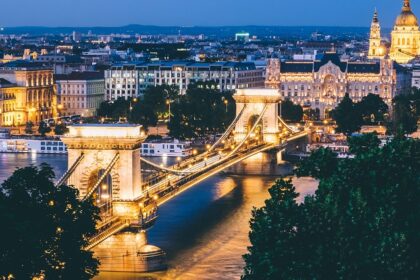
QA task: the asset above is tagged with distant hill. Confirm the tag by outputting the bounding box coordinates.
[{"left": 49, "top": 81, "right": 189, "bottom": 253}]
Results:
[{"left": 0, "top": 25, "right": 377, "bottom": 39}]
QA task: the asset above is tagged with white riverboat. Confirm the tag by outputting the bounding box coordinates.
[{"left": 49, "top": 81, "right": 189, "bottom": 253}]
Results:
[
  {"left": 141, "top": 139, "right": 192, "bottom": 157},
  {"left": 0, "top": 129, "right": 67, "bottom": 154}
]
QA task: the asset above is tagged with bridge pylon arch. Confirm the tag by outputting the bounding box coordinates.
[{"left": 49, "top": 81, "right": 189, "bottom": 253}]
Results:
[
  {"left": 60, "top": 124, "right": 146, "bottom": 219},
  {"left": 233, "top": 89, "right": 281, "bottom": 145}
]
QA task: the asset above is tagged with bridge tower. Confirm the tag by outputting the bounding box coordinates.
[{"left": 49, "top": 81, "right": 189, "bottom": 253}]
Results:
[
  {"left": 233, "top": 88, "right": 281, "bottom": 144},
  {"left": 60, "top": 124, "right": 146, "bottom": 219}
]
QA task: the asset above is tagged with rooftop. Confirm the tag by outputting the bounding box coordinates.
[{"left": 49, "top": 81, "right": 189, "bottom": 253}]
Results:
[
  {"left": 110, "top": 61, "right": 257, "bottom": 71},
  {"left": 280, "top": 52, "right": 382, "bottom": 74},
  {"left": 66, "top": 124, "right": 145, "bottom": 139},
  {"left": 0, "top": 60, "right": 52, "bottom": 71},
  {"left": 55, "top": 71, "right": 104, "bottom": 81}
]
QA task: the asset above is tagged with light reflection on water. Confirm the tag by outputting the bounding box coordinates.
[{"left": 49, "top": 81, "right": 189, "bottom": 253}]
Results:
[{"left": 0, "top": 153, "right": 318, "bottom": 280}]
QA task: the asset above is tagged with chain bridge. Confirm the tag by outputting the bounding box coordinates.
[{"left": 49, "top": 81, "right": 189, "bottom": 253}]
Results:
[{"left": 59, "top": 88, "right": 309, "bottom": 272}]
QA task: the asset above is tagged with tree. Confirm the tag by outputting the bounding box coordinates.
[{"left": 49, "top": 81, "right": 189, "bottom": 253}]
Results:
[
  {"left": 54, "top": 123, "right": 69, "bottom": 135},
  {"left": 97, "top": 97, "right": 131, "bottom": 121},
  {"left": 129, "top": 85, "right": 179, "bottom": 127},
  {"left": 168, "top": 82, "right": 235, "bottom": 139},
  {"left": 389, "top": 94, "right": 418, "bottom": 135},
  {"left": 0, "top": 164, "right": 100, "bottom": 279},
  {"left": 243, "top": 136, "right": 420, "bottom": 279},
  {"left": 356, "top": 93, "right": 388, "bottom": 124},
  {"left": 243, "top": 179, "right": 301, "bottom": 280},
  {"left": 25, "top": 121, "right": 34, "bottom": 134},
  {"left": 347, "top": 133, "right": 381, "bottom": 155},
  {"left": 38, "top": 121, "right": 51, "bottom": 136},
  {"left": 281, "top": 99, "right": 303, "bottom": 122},
  {"left": 332, "top": 93, "right": 362, "bottom": 135}
]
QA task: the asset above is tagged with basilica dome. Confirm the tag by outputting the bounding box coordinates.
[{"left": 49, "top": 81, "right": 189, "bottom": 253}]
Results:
[{"left": 395, "top": 0, "right": 419, "bottom": 27}]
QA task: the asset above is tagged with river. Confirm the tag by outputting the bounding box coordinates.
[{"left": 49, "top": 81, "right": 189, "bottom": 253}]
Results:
[{"left": 0, "top": 153, "right": 318, "bottom": 280}]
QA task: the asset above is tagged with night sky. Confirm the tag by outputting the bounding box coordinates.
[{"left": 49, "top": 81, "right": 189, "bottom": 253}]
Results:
[{"left": 1, "top": 0, "right": 415, "bottom": 27}]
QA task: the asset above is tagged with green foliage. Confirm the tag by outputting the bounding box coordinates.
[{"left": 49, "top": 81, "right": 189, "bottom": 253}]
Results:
[
  {"left": 332, "top": 93, "right": 362, "bottom": 135},
  {"left": 97, "top": 85, "right": 179, "bottom": 128},
  {"left": 281, "top": 99, "right": 303, "bottom": 122},
  {"left": 347, "top": 133, "right": 381, "bottom": 155},
  {"left": 243, "top": 179, "right": 301, "bottom": 280},
  {"left": 97, "top": 97, "right": 131, "bottom": 121},
  {"left": 38, "top": 121, "right": 51, "bottom": 136},
  {"left": 25, "top": 121, "right": 34, "bottom": 134},
  {"left": 130, "top": 85, "right": 179, "bottom": 127},
  {"left": 304, "top": 108, "right": 320, "bottom": 121},
  {"left": 54, "top": 123, "right": 69, "bottom": 135},
  {"left": 332, "top": 93, "right": 389, "bottom": 135},
  {"left": 295, "top": 147, "right": 338, "bottom": 180},
  {"left": 168, "top": 81, "right": 235, "bottom": 139},
  {"left": 356, "top": 93, "right": 389, "bottom": 124},
  {"left": 389, "top": 92, "right": 419, "bottom": 135},
  {"left": 243, "top": 136, "right": 420, "bottom": 279},
  {"left": 0, "top": 164, "right": 100, "bottom": 279}
]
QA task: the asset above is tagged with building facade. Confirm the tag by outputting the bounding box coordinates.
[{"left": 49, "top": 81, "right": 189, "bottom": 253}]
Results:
[
  {"left": 55, "top": 72, "right": 104, "bottom": 117},
  {"left": 266, "top": 52, "right": 404, "bottom": 119},
  {"left": 0, "top": 61, "right": 56, "bottom": 126},
  {"left": 105, "top": 61, "right": 264, "bottom": 100}
]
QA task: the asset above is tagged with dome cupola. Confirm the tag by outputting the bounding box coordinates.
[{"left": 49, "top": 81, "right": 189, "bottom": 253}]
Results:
[{"left": 395, "top": 0, "right": 419, "bottom": 27}]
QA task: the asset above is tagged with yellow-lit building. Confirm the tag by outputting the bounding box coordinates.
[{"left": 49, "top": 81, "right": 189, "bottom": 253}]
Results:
[
  {"left": 371, "top": 0, "right": 420, "bottom": 63},
  {"left": 0, "top": 61, "right": 57, "bottom": 126},
  {"left": 368, "top": 9, "right": 386, "bottom": 59}
]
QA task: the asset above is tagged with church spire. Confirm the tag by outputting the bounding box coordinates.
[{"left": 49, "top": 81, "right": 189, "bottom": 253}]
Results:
[{"left": 373, "top": 8, "right": 379, "bottom": 23}]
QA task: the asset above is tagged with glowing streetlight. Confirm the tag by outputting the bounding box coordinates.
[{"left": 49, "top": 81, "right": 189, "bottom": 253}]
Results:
[
  {"left": 224, "top": 99, "right": 228, "bottom": 113},
  {"left": 166, "top": 99, "right": 172, "bottom": 122}
]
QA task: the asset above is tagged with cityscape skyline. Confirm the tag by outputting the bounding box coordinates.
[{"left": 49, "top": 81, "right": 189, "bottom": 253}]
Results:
[{"left": 0, "top": 0, "right": 415, "bottom": 28}]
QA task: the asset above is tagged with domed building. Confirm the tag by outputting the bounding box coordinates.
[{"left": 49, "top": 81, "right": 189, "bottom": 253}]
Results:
[{"left": 389, "top": 0, "right": 420, "bottom": 63}]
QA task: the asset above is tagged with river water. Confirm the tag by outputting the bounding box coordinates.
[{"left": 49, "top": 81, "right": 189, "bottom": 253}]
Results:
[{"left": 0, "top": 153, "right": 318, "bottom": 280}]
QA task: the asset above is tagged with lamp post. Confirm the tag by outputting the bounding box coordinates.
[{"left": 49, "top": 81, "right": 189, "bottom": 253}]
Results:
[
  {"left": 224, "top": 99, "right": 228, "bottom": 113},
  {"left": 166, "top": 99, "right": 172, "bottom": 122}
]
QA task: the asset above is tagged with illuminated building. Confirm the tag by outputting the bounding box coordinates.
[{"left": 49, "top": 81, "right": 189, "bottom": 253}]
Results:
[
  {"left": 235, "top": 32, "right": 250, "bottom": 42},
  {"left": 389, "top": 0, "right": 420, "bottom": 63},
  {"left": 368, "top": 9, "right": 386, "bottom": 60},
  {"left": 105, "top": 61, "right": 264, "bottom": 100},
  {"left": 55, "top": 72, "right": 104, "bottom": 117},
  {"left": 265, "top": 52, "right": 410, "bottom": 118},
  {"left": 0, "top": 61, "right": 56, "bottom": 126},
  {"left": 372, "top": 0, "right": 420, "bottom": 63}
]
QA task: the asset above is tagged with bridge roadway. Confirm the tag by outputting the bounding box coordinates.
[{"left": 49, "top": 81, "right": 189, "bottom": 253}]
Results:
[{"left": 134, "top": 141, "right": 288, "bottom": 207}]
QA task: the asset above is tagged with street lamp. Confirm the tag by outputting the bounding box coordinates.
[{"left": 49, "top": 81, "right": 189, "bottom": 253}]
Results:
[
  {"left": 166, "top": 99, "right": 172, "bottom": 122},
  {"left": 224, "top": 99, "right": 228, "bottom": 113}
]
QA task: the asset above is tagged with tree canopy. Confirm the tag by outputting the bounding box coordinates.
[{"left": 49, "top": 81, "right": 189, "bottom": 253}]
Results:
[
  {"left": 243, "top": 135, "right": 420, "bottom": 280},
  {"left": 389, "top": 90, "right": 420, "bottom": 135},
  {"left": 0, "top": 164, "right": 100, "bottom": 279},
  {"left": 168, "top": 82, "right": 235, "bottom": 139},
  {"left": 331, "top": 93, "right": 362, "bottom": 135},
  {"left": 357, "top": 93, "right": 388, "bottom": 124},
  {"left": 281, "top": 99, "right": 303, "bottom": 122}
]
